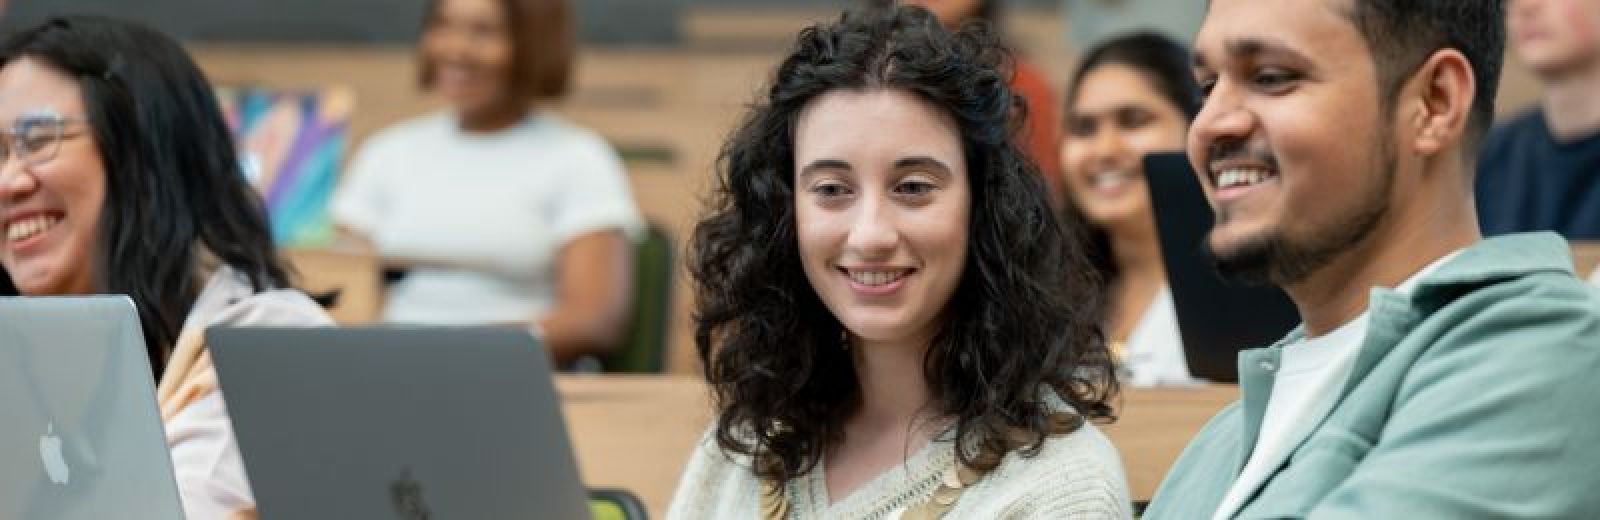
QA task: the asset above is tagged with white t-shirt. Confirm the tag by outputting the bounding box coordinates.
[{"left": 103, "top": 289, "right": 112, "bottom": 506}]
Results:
[
  {"left": 1124, "top": 286, "right": 1205, "bottom": 387},
  {"left": 1212, "top": 252, "right": 1460, "bottom": 519},
  {"left": 1588, "top": 265, "right": 1599, "bottom": 287},
  {"left": 333, "top": 112, "right": 643, "bottom": 324}
]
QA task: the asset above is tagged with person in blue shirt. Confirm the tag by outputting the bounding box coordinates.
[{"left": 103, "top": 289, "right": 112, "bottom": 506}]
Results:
[{"left": 1476, "top": 0, "right": 1600, "bottom": 239}]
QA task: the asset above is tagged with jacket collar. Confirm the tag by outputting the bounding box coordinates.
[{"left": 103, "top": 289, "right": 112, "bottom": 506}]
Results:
[
  {"left": 1407, "top": 232, "right": 1575, "bottom": 301},
  {"left": 1249, "top": 231, "right": 1575, "bottom": 352},
  {"left": 1231, "top": 232, "right": 1577, "bottom": 468}
]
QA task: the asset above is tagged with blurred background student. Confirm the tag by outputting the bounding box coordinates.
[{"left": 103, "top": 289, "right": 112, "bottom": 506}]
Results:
[
  {"left": 0, "top": 16, "right": 332, "bottom": 518},
  {"left": 1060, "top": 31, "right": 1203, "bottom": 387},
  {"left": 1476, "top": 0, "right": 1600, "bottom": 240},
  {"left": 331, "top": 0, "right": 643, "bottom": 364},
  {"left": 889, "top": 0, "right": 1066, "bottom": 207}
]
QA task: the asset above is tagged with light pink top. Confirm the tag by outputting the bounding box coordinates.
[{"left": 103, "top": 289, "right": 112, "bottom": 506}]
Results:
[{"left": 164, "top": 267, "right": 333, "bottom": 518}]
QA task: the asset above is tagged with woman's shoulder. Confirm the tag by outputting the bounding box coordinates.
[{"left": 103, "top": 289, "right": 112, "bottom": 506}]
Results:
[
  {"left": 666, "top": 427, "right": 764, "bottom": 519},
  {"left": 213, "top": 288, "right": 334, "bottom": 328},
  {"left": 1021, "top": 421, "right": 1124, "bottom": 479},
  {"left": 527, "top": 113, "right": 619, "bottom": 159},
  {"left": 1025, "top": 394, "right": 1128, "bottom": 489},
  {"left": 989, "top": 420, "right": 1124, "bottom": 482},
  {"left": 969, "top": 422, "right": 1130, "bottom": 518},
  {"left": 359, "top": 112, "right": 453, "bottom": 154},
  {"left": 681, "top": 426, "right": 770, "bottom": 485},
  {"left": 186, "top": 266, "right": 335, "bottom": 329}
]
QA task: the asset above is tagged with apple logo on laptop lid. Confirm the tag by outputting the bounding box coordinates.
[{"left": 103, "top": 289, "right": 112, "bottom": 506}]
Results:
[{"left": 40, "top": 423, "right": 69, "bottom": 486}]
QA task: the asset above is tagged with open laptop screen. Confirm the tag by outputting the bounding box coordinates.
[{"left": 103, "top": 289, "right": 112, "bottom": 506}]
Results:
[
  {"left": 1144, "top": 152, "right": 1300, "bottom": 382},
  {"left": 0, "top": 296, "right": 182, "bottom": 519},
  {"left": 210, "top": 326, "right": 591, "bottom": 519}
]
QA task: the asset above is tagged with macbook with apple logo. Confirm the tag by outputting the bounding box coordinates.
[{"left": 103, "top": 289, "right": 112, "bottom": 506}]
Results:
[
  {"left": 0, "top": 296, "right": 185, "bottom": 519},
  {"left": 209, "top": 327, "right": 591, "bottom": 519}
]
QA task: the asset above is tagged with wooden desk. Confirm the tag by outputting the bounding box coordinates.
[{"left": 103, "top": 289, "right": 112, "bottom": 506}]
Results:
[
  {"left": 1101, "top": 385, "right": 1238, "bottom": 500},
  {"left": 558, "top": 376, "right": 1236, "bottom": 517},
  {"left": 283, "top": 248, "right": 382, "bottom": 324},
  {"left": 559, "top": 376, "right": 714, "bottom": 518}
]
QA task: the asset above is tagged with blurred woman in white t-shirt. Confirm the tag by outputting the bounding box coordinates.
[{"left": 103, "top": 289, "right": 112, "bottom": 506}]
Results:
[{"left": 333, "top": 0, "right": 643, "bottom": 364}]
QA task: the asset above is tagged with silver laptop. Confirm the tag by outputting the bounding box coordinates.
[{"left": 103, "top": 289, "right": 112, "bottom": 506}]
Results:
[
  {"left": 0, "top": 296, "right": 185, "bottom": 519},
  {"left": 209, "top": 327, "right": 591, "bottom": 519}
]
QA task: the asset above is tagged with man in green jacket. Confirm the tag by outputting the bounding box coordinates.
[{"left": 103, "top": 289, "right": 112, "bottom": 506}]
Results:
[{"left": 1147, "top": 0, "right": 1600, "bottom": 518}]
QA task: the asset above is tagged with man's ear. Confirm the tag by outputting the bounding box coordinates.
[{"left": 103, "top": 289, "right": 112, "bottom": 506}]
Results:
[{"left": 1406, "top": 49, "right": 1476, "bottom": 157}]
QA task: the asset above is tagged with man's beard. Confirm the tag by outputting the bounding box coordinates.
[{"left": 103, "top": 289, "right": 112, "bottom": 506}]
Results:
[{"left": 1206, "top": 132, "right": 1396, "bottom": 287}]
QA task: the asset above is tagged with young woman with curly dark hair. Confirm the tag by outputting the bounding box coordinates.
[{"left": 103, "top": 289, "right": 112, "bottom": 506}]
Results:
[{"left": 668, "top": 6, "right": 1128, "bottom": 519}]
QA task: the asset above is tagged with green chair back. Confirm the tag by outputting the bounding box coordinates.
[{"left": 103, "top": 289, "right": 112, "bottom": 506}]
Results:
[
  {"left": 589, "top": 488, "right": 650, "bottom": 520},
  {"left": 603, "top": 222, "right": 674, "bottom": 373}
]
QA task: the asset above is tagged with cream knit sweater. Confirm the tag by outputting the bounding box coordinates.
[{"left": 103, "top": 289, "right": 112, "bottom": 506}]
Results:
[{"left": 666, "top": 417, "right": 1131, "bottom": 519}]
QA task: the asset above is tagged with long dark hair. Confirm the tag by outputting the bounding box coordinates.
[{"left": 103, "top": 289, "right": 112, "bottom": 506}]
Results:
[
  {"left": 691, "top": 6, "right": 1114, "bottom": 487},
  {"left": 1062, "top": 31, "right": 1200, "bottom": 282},
  {"left": 0, "top": 16, "right": 290, "bottom": 378}
]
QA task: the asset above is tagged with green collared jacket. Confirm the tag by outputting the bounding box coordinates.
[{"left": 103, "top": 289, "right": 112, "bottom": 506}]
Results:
[{"left": 1145, "top": 233, "right": 1600, "bottom": 519}]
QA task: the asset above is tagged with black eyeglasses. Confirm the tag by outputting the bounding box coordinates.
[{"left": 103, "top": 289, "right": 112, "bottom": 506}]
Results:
[{"left": 0, "top": 112, "right": 86, "bottom": 166}]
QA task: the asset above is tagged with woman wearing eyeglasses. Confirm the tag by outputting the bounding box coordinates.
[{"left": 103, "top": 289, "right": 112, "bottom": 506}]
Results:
[{"left": 0, "top": 16, "right": 331, "bottom": 518}]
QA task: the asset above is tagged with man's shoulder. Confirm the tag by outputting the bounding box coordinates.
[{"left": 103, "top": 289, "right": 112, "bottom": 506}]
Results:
[
  {"left": 1144, "top": 401, "right": 1244, "bottom": 518},
  {"left": 1397, "top": 263, "right": 1600, "bottom": 385},
  {"left": 364, "top": 112, "right": 451, "bottom": 149},
  {"left": 666, "top": 427, "right": 762, "bottom": 519},
  {"left": 1172, "top": 400, "right": 1245, "bottom": 467},
  {"left": 1420, "top": 257, "right": 1598, "bottom": 331}
]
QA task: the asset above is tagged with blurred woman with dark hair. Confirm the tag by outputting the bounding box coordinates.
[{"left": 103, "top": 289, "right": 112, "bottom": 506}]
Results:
[
  {"left": 332, "top": 0, "right": 642, "bottom": 364},
  {"left": 1060, "top": 32, "right": 1203, "bottom": 386},
  {"left": 0, "top": 16, "right": 332, "bottom": 517},
  {"left": 668, "top": 6, "right": 1127, "bottom": 518}
]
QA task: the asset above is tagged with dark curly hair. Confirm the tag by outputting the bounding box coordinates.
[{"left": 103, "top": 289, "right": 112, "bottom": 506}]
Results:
[{"left": 690, "top": 5, "right": 1115, "bottom": 487}]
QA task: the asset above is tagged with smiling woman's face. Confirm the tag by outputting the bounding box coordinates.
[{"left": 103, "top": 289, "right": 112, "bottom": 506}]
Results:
[
  {"left": 0, "top": 57, "right": 105, "bottom": 296},
  {"left": 1062, "top": 63, "right": 1189, "bottom": 233},
  {"left": 793, "top": 88, "right": 970, "bottom": 346},
  {"left": 422, "top": 0, "right": 516, "bottom": 115}
]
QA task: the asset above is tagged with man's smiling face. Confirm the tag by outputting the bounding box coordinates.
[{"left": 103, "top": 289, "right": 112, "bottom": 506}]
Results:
[{"left": 1188, "top": 0, "right": 1399, "bottom": 285}]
